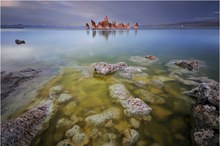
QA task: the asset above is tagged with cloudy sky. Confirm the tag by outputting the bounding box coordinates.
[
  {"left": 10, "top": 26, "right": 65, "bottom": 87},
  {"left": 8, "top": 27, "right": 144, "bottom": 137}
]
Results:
[{"left": 1, "top": 1, "right": 219, "bottom": 26}]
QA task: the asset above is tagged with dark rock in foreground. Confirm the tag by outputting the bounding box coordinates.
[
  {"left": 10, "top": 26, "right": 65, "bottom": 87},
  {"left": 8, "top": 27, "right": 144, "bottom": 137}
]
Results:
[
  {"left": 1, "top": 100, "right": 54, "bottom": 146},
  {"left": 185, "top": 77, "right": 219, "bottom": 146},
  {"left": 15, "top": 39, "right": 25, "bottom": 45},
  {"left": 1, "top": 68, "right": 40, "bottom": 99}
]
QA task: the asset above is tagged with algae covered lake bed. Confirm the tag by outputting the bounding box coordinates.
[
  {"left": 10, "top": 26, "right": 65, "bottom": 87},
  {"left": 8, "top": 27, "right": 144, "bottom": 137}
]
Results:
[{"left": 1, "top": 29, "right": 219, "bottom": 146}]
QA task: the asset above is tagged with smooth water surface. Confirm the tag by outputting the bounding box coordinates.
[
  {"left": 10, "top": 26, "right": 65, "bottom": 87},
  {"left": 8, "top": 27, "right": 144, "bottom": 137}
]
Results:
[{"left": 1, "top": 28, "right": 219, "bottom": 146}]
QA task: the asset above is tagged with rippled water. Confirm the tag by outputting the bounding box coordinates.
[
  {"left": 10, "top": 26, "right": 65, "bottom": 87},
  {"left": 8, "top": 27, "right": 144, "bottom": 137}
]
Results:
[{"left": 1, "top": 28, "right": 219, "bottom": 146}]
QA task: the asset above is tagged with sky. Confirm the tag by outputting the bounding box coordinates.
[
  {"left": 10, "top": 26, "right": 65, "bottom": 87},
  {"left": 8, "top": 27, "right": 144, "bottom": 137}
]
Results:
[{"left": 1, "top": 1, "right": 219, "bottom": 26}]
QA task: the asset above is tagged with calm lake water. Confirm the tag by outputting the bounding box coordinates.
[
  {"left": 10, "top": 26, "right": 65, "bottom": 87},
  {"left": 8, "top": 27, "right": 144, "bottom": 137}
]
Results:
[{"left": 1, "top": 28, "right": 219, "bottom": 146}]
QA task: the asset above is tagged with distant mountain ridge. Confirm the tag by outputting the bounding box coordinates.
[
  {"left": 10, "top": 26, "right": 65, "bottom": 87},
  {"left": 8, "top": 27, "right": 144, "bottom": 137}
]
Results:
[
  {"left": 1, "top": 20, "right": 219, "bottom": 29},
  {"left": 141, "top": 20, "right": 219, "bottom": 28}
]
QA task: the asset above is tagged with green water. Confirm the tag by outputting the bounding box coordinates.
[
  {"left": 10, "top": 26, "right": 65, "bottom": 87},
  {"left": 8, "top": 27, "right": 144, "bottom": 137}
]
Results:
[{"left": 1, "top": 28, "right": 219, "bottom": 146}]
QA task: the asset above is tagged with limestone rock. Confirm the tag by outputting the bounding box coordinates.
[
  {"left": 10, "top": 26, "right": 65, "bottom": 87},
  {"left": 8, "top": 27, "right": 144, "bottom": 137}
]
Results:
[
  {"left": 57, "top": 93, "right": 73, "bottom": 103},
  {"left": 129, "top": 118, "right": 140, "bottom": 129},
  {"left": 85, "top": 107, "right": 121, "bottom": 126},
  {"left": 92, "top": 62, "right": 127, "bottom": 75},
  {"left": 1, "top": 100, "right": 54, "bottom": 146},
  {"left": 56, "top": 139, "right": 75, "bottom": 146},
  {"left": 193, "top": 104, "right": 219, "bottom": 129},
  {"left": 122, "top": 129, "right": 139, "bottom": 146},
  {"left": 194, "top": 128, "right": 214, "bottom": 146},
  {"left": 49, "top": 85, "right": 63, "bottom": 99},
  {"left": 109, "top": 84, "right": 152, "bottom": 116},
  {"left": 56, "top": 118, "right": 74, "bottom": 130}
]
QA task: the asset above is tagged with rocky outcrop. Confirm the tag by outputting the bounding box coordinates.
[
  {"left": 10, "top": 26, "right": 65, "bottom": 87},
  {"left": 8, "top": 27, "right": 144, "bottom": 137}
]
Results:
[
  {"left": 1, "top": 68, "right": 40, "bottom": 99},
  {"left": 134, "top": 23, "right": 139, "bottom": 29},
  {"left": 184, "top": 77, "right": 219, "bottom": 146},
  {"left": 109, "top": 84, "right": 152, "bottom": 116},
  {"left": 15, "top": 39, "right": 25, "bottom": 45},
  {"left": 86, "top": 23, "right": 90, "bottom": 29},
  {"left": 1, "top": 100, "right": 54, "bottom": 146},
  {"left": 91, "top": 19, "right": 96, "bottom": 29},
  {"left": 92, "top": 62, "right": 127, "bottom": 75},
  {"left": 175, "top": 60, "right": 199, "bottom": 71},
  {"left": 88, "top": 16, "right": 137, "bottom": 29}
]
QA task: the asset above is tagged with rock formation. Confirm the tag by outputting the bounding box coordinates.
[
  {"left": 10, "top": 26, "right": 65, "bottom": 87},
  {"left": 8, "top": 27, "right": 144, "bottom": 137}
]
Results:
[
  {"left": 92, "top": 62, "right": 127, "bottom": 75},
  {"left": 134, "top": 23, "right": 139, "bottom": 29},
  {"left": 109, "top": 83, "right": 152, "bottom": 116},
  {"left": 175, "top": 60, "right": 199, "bottom": 71},
  {"left": 86, "top": 23, "right": 89, "bottom": 29},
  {"left": 88, "top": 16, "right": 137, "bottom": 29},
  {"left": 1, "top": 100, "right": 54, "bottom": 146},
  {"left": 184, "top": 77, "right": 219, "bottom": 146},
  {"left": 15, "top": 39, "right": 25, "bottom": 45},
  {"left": 91, "top": 19, "right": 96, "bottom": 29}
]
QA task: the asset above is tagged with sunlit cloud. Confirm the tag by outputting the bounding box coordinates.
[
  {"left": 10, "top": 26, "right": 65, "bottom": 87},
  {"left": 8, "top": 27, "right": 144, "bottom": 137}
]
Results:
[{"left": 1, "top": 1, "right": 20, "bottom": 7}]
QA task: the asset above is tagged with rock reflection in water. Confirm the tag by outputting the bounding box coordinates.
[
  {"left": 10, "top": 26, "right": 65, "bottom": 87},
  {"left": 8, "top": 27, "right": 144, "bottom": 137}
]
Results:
[{"left": 87, "top": 30, "right": 138, "bottom": 40}]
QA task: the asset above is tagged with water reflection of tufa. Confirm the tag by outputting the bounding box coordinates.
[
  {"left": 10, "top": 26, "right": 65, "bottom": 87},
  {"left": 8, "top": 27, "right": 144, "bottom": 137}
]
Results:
[{"left": 86, "top": 30, "right": 138, "bottom": 40}]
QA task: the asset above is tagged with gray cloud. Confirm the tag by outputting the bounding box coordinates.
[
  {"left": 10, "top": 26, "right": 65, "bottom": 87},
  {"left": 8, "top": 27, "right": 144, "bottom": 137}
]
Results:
[{"left": 1, "top": 1, "right": 219, "bottom": 26}]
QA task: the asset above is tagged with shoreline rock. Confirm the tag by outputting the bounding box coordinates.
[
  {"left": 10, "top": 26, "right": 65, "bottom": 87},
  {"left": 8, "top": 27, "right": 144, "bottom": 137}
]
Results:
[
  {"left": 1, "top": 68, "right": 40, "bottom": 99},
  {"left": 1, "top": 100, "right": 54, "bottom": 146},
  {"left": 184, "top": 77, "right": 219, "bottom": 146}
]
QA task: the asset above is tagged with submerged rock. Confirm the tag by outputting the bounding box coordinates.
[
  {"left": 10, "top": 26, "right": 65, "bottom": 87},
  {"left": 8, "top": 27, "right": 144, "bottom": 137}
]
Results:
[
  {"left": 147, "top": 79, "right": 164, "bottom": 88},
  {"left": 57, "top": 93, "right": 73, "bottom": 103},
  {"left": 1, "top": 68, "right": 40, "bottom": 99},
  {"left": 92, "top": 133, "right": 117, "bottom": 146},
  {"left": 134, "top": 80, "right": 146, "bottom": 88},
  {"left": 56, "top": 139, "right": 75, "bottom": 146},
  {"left": 129, "top": 118, "right": 140, "bottom": 129},
  {"left": 119, "top": 72, "right": 132, "bottom": 80},
  {"left": 92, "top": 62, "right": 127, "bottom": 75},
  {"left": 49, "top": 85, "right": 63, "bottom": 99},
  {"left": 65, "top": 125, "right": 89, "bottom": 146},
  {"left": 121, "top": 66, "right": 147, "bottom": 73},
  {"left": 56, "top": 118, "right": 74, "bottom": 130},
  {"left": 122, "top": 129, "right": 139, "bottom": 146},
  {"left": 109, "top": 84, "right": 152, "bottom": 116},
  {"left": 145, "top": 55, "right": 156, "bottom": 60},
  {"left": 1, "top": 100, "right": 54, "bottom": 146},
  {"left": 130, "top": 56, "right": 158, "bottom": 66},
  {"left": 137, "top": 89, "right": 165, "bottom": 104},
  {"left": 15, "top": 39, "right": 25, "bottom": 45},
  {"left": 85, "top": 107, "right": 121, "bottom": 126}
]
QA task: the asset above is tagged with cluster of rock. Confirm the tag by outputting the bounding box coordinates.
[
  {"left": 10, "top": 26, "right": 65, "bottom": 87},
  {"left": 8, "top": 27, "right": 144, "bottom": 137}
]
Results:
[
  {"left": 87, "top": 16, "right": 139, "bottom": 30},
  {"left": 1, "top": 84, "right": 76, "bottom": 146},
  {"left": 1, "top": 68, "right": 40, "bottom": 99},
  {"left": 109, "top": 83, "right": 152, "bottom": 116},
  {"left": 184, "top": 77, "right": 219, "bottom": 146}
]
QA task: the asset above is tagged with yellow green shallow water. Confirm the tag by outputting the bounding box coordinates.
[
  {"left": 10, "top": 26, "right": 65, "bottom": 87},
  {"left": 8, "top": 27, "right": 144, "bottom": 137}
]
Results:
[{"left": 19, "top": 65, "right": 195, "bottom": 146}]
